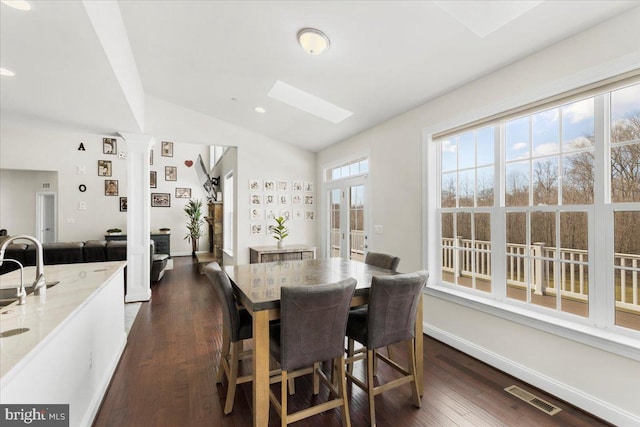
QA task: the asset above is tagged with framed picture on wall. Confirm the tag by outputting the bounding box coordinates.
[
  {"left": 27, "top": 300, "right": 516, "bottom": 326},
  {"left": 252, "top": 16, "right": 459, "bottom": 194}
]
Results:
[
  {"left": 105, "top": 179, "right": 118, "bottom": 196},
  {"left": 119, "top": 197, "right": 127, "bottom": 212},
  {"left": 103, "top": 138, "right": 117, "bottom": 155},
  {"left": 150, "top": 150, "right": 154, "bottom": 165},
  {"left": 175, "top": 187, "right": 191, "bottom": 198},
  {"left": 151, "top": 193, "right": 171, "bottom": 207},
  {"left": 165, "top": 166, "right": 177, "bottom": 181},
  {"left": 161, "top": 141, "right": 173, "bottom": 157},
  {"left": 150, "top": 171, "right": 157, "bottom": 188},
  {"left": 98, "top": 160, "right": 112, "bottom": 177},
  {"left": 249, "top": 179, "right": 261, "bottom": 191}
]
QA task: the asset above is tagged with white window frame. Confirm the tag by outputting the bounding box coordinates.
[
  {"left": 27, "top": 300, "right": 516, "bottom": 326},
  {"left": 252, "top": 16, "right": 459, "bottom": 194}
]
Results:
[
  {"left": 223, "top": 171, "right": 234, "bottom": 256},
  {"left": 423, "top": 74, "right": 640, "bottom": 362}
]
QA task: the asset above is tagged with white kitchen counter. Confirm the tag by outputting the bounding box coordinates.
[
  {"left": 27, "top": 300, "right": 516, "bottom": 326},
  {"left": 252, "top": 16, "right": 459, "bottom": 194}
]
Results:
[{"left": 0, "top": 261, "right": 127, "bottom": 426}]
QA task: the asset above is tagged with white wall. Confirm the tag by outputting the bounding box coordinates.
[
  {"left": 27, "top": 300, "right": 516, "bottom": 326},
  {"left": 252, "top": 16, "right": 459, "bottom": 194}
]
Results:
[
  {"left": 145, "top": 96, "right": 317, "bottom": 265},
  {"left": 0, "top": 123, "right": 208, "bottom": 255},
  {"left": 317, "top": 8, "right": 640, "bottom": 425},
  {"left": 0, "top": 169, "right": 58, "bottom": 236}
]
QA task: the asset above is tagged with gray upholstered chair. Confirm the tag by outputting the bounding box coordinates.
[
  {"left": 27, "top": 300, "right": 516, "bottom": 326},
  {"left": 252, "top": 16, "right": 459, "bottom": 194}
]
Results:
[
  {"left": 364, "top": 251, "right": 400, "bottom": 272},
  {"left": 345, "top": 271, "right": 428, "bottom": 427},
  {"left": 269, "top": 278, "right": 357, "bottom": 427},
  {"left": 205, "top": 262, "right": 253, "bottom": 415}
]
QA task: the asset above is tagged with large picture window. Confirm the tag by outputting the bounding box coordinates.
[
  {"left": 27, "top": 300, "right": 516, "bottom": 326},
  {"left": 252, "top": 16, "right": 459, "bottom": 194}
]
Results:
[{"left": 436, "top": 80, "right": 640, "bottom": 334}]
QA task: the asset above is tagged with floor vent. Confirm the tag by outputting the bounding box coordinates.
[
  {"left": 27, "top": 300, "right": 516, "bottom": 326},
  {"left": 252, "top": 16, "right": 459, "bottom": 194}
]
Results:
[{"left": 504, "top": 385, "right": 562, "bottom": 416}]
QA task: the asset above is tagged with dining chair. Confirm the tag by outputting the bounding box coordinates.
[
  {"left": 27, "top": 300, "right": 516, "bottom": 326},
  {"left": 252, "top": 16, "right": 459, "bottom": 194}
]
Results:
[
  {"left": 205, "top": 262, "right": 254, "bottom": 415},
  {"left": 269, "top": 278, "right": 357, "bottom": 427},
  {"left": 364, "top": 251, "right": 400, "bottom": 272},
  {"left": 345, "top": 270, "right": 428, "bottom": 427}
]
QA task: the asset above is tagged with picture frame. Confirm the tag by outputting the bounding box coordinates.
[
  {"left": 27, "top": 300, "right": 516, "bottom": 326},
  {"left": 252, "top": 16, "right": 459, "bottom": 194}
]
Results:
[
  {"left": 279, "top": 194, "right": 290, "bottom": 205},
  {"left": 151, "top": 193, "right": 171, "bottom": 207},
  {"left": 249, "top": 179, "right": 262, "bottom": 191},
  {"left": 150, "top": 171, "right": 157, "bottom": 188},
  {"left": 280, "top": 209, "right": 292, "bottom": 221},
  {"left": 251, "top": 194, "right": 262, "bottom": 205},
  {"left": 304, "top": 195, "right": 314, "bottom": 205},
  {"left": 161, "top": 141, "right": 173, "bottom": 157},
  {"left": 278, "top": 181, "right": 289, "bottom": 191},
  {"left": 304, "top": 182, "right": 314, "bottom": 192},
  {"left": 250, "top": 223, "right": 263, "bottom": 236},
  {"left": 264, "top": 180, "right": 275, "bottom": 192},
  {"left": 175, "top": 187, "right": 192, "bottom": 198},
  {"left": 305, "top": 210, "right": 315, "bottom": 220},
  {"left": 98, "top": 160, "right": 112, "bottom": 177},
  {"left": 292, "top": 181, "right": 303, "bottom": 191},
  {"left": 119, "top": 197, "right": 128, "bottom": 212},
  {"left": 266, "top": 208, "right": 276, "bottom": 220},
  {"left": 264, "top": 194, "right": 276, "bottom": 205},
  {"left": 103, "top": 138, "right": 117, "bottom": 155},
  {"left": 105, "top": 179, "right": 118, "bottom": 196},
  {"left": 250, "top": 208, "right": 263, "bottom": 220},
  {"left": 150, "top": 150, "right": 154, "bottom": 165},
  {"left": 165, "top": 166, "right": 177, "bottom": 181},
  {"left": 292, "top": 194, "right": 302, "bottom": 205},
  {"left": 293, "top": 209, "right": 303, "bottom": 220}
]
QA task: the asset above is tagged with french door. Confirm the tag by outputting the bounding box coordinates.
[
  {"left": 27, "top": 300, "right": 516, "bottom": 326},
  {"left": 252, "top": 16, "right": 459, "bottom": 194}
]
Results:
[{"left": 327, "top": 178, "right": 368, "bottom": 261}]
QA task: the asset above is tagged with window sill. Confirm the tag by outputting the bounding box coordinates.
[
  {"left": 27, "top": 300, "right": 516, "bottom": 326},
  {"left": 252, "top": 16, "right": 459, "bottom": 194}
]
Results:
[
  {"left": 424, "top": 283, "right": 640, "bottom": 362},
  {"left": 223, "top": 248, "right": 234, "bottom": 258}
]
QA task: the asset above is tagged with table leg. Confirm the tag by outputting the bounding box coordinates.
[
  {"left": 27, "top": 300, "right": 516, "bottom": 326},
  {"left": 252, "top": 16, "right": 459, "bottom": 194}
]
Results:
[
  {"left": 252, "top": 310, "right": 270, "bottom": 427},
  {"left": 415, "top": 294, "right": 424, "bottom": 396}
]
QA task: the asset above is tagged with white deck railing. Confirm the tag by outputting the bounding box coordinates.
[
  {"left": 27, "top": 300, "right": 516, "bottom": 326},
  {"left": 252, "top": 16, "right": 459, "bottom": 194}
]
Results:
[
  {"left": 442, "top": 237, "right": 639, "bottom": 313},
  {"left": 330, "top": 229, "right": 365, "bottom": 258}
]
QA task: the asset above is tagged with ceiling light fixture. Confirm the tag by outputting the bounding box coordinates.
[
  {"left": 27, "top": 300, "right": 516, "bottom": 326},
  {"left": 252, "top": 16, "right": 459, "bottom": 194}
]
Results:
[
  {"left": 297, "top": 28, "right": 330, "bottom": 55},
  {"left": 0, "top": 68, "right": 16, "bottom": 77},
  {"left": 254, "top": 106, "right": 266, "bottom": 114},
  {"left": 1, "top": 0, "right": 32, "bottom": 11}
]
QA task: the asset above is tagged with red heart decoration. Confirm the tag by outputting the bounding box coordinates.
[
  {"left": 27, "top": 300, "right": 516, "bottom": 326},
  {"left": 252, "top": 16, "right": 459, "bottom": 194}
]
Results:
[{"left": 185, "top": 160, "right": 193, "bottom": 167}]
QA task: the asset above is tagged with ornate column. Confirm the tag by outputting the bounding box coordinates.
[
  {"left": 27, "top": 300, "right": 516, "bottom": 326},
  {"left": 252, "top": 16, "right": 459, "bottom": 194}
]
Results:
[{"left": 119, "top": 133, "right": 155, "bottom": 302}]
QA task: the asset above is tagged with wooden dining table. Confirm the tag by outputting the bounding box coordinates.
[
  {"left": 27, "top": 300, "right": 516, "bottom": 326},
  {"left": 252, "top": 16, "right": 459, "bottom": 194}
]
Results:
[{"left": 225, "top": 257, "right": 424, "bottom": 427}]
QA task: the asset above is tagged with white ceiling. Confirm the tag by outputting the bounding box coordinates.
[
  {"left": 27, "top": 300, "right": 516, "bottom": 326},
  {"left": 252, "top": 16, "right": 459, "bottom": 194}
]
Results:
[{"left": 1, "top": 1, "right": 638, "bottom": 151}]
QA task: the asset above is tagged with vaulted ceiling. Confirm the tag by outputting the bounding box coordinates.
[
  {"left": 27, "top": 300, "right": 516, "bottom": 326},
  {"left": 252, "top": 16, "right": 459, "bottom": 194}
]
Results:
[{"left": 1, "top": 1, "right": 638, "bottom": 151}]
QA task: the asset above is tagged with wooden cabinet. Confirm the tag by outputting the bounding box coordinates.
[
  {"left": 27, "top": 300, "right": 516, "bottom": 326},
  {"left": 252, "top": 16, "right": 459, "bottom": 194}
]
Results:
[
  {"left": 249, "top": 245, "right": 316, "bottom": 264},
  {"left": 105, "top": 232, "right": 171, "bottom": 257},
  {"left": 206, "top": 202, "right": 223, "bottom": 265}
]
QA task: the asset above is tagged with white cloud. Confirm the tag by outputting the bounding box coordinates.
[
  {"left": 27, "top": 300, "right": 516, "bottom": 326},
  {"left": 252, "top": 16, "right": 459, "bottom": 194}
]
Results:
[
  {"left": 442, "top": 139, "right": 457, "bottom": 153},
  {"left": 512, "top": 142, "right": 527, "bottom": 151},
  {"left": 563, "top": 98, "right": 594, "bottom": 124},
  {"left": 533, "top": 142, "right": 559, "bottom": 157}
]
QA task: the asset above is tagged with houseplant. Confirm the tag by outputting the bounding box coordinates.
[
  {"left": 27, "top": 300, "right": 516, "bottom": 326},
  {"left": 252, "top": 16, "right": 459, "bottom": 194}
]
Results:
[
  {"left": 184, "top": 199, "right": 205, "bottom": 257},
  {"left": 268, "top": 216, "right": 289, "bottom": 248}
]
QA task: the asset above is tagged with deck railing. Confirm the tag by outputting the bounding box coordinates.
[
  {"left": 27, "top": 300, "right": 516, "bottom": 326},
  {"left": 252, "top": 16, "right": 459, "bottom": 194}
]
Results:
[
  {"left": 330, "top": 229, "right": 365, "bottom": 258},
  {"left": 442, "top": 237, "right": 639, "bottom": 313}
]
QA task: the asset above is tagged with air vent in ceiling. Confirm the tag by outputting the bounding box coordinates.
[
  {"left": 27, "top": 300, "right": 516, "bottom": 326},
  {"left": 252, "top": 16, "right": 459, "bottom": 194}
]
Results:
[{"left": 504, "top": 385, "right": 562, "bottom": 416}]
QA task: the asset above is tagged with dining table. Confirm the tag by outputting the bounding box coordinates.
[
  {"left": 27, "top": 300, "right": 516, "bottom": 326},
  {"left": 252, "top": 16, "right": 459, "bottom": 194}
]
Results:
[{"left": 225, "top": 257, "right": 424, "bottom": 427}]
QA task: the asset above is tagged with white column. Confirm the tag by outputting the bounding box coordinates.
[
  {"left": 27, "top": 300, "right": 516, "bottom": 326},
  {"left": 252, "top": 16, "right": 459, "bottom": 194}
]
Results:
[{"left": 119, "top": 133, "right": 155, "bottom": 302}]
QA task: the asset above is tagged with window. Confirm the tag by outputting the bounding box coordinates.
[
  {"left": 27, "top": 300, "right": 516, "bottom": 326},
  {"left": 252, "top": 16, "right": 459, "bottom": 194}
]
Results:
[
  {"left": 325, "top": 158, "right": 368, "bottom": 182},
  {"left": 223, "top": 171, "right": 234, "bottom": 255},
  {"left": 435, "top": 80, "right": 640, "bottom": 334}
]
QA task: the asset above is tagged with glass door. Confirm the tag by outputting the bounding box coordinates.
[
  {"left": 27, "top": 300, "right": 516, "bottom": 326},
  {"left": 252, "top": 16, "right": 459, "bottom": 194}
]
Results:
[{"left": 327, "top": 180, "right": 368, "bottom": 260}]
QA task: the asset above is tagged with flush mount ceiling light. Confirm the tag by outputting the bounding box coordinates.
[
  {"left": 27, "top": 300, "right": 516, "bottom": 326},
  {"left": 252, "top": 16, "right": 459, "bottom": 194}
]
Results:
[
  {"left": 254, "top": 106, "right": 266, "bottom": 114},
  {"left": 1, "top": 0, "right": 32, "bottom": 11},
  {"left": 297, "top": 28, "right": 330, "bottom": 55},
  {"left": 0, "top": 68, "right": 16, "bottom": 77}
]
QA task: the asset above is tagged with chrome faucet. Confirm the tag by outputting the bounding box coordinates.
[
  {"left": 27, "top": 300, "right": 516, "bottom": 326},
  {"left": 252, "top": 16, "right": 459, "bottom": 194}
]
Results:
[{"left": 0, "top": 235, "right": 46, "bottom": 296}]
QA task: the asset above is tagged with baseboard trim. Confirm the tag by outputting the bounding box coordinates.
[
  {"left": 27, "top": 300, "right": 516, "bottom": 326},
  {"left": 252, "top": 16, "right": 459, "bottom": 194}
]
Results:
[{"left": 424, "top": 323, "right": 640, "bottom": 427}]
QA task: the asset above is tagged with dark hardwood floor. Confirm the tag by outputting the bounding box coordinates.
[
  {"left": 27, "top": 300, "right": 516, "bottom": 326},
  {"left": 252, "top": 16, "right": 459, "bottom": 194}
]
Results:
[{"left": 93, "top": 256, "right": 610, "bottom": 427}]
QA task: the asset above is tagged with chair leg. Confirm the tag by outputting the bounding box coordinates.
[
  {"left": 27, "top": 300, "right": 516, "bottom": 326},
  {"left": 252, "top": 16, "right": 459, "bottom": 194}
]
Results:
[
  {"left": 407, "top": 339, "right": 421, "bottom": 408},
  {"left": 336, "top": 356, "right": 351, "bottom": 427},
  {"left": 224, "top": 341, "right": 240, "bottom": 415},
  {"left": 288, "top": 377, "right": 296, "bottom": 395},
  {"left": 366, "top": 349, "right": 377, "bottom": 427},
  {"left": 217, "top": 326, "right": 230, "bottom": 384},
  {"left": 313, "top": 362, "right": 320, "bottom": 395},
  {"left": 346, "top": 338, "right": 355, "bottom": 375},
  {"left": 280, "top": 370, "right": 288, "bottom": 427}
]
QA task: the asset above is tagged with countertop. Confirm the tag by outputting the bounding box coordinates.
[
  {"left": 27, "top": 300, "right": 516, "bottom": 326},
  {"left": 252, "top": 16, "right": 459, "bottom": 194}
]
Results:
[{"left": 0, "top": 261, "right": 126, "bottom": 379}]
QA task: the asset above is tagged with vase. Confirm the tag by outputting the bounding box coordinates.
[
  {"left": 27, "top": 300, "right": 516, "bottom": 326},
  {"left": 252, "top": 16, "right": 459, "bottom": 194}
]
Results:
[{"left": 277, "top": 240, "right": 283, "bottom": 249}]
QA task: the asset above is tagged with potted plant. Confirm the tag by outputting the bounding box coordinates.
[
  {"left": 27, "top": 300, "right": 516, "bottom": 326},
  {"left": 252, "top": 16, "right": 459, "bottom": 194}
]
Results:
[
  {"left": 106, "top": 228, "right": 122, "bottom": 236},
  {"left": 268, "top": 216, "right": 289, "bottom": 248},
  {"left": 184, "top": 199, "right": 205, "bottom": 257}
]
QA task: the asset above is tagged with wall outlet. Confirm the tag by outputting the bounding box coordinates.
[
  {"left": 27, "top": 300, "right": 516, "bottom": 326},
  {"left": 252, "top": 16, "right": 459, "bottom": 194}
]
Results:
[
  {"left": 66, "top": 218, "right": 76, "bottom": 224},
  {"left": 374, "top": 225, "right": 384, "bottom": 234},
  {"left": 78, "top": 201, "right": 87, "bottom": 211}
]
